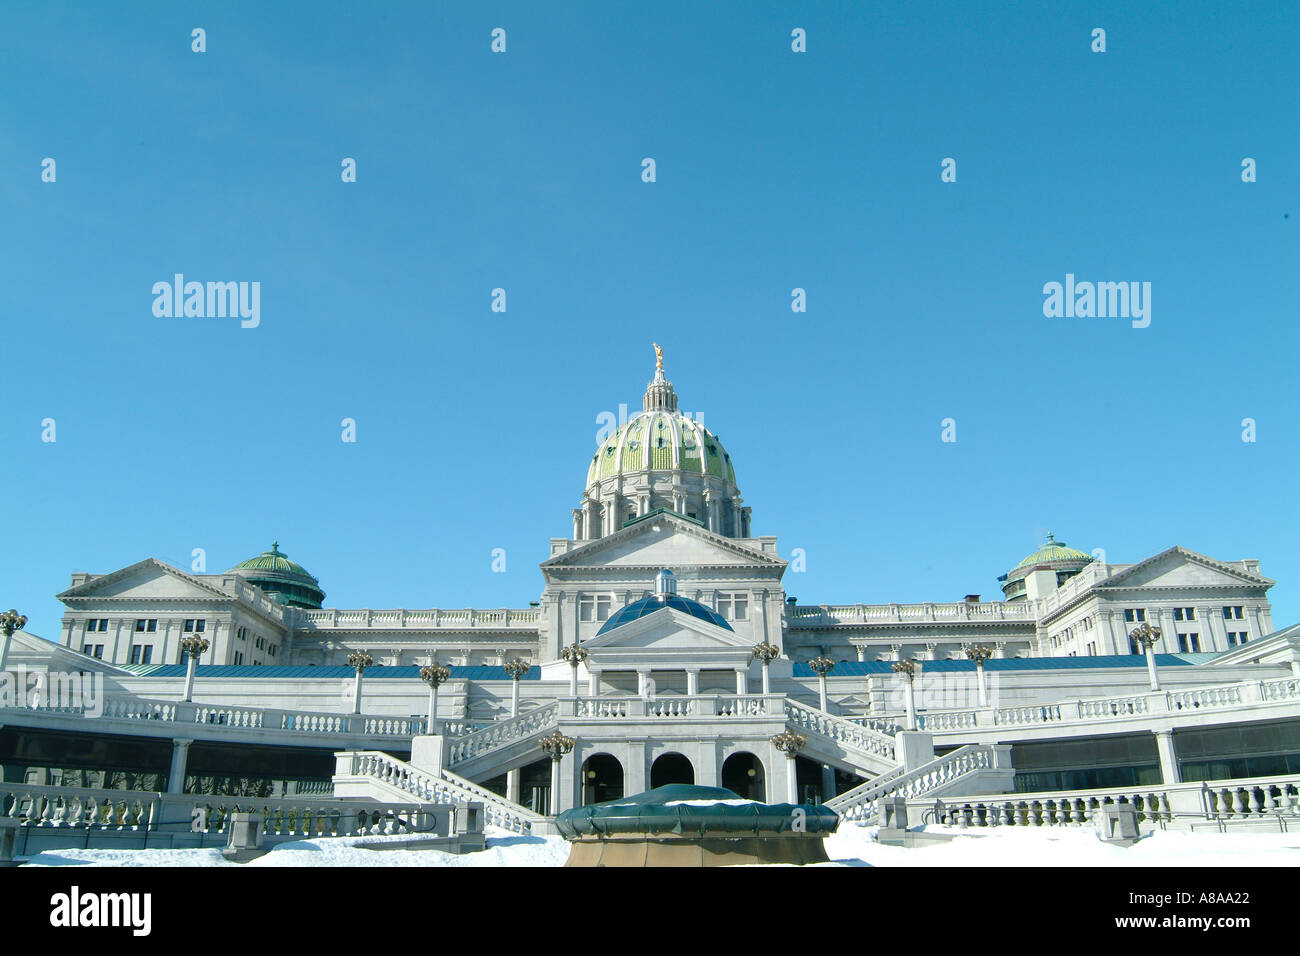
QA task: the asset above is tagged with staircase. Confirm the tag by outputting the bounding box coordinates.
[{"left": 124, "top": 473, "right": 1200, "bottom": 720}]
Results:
[
  {"left": 783, "top": 699, "right": 901, "bottom": 776},
  {"left": 444, "top": 703, "right": 560, "bottom": 780},
  {"left": 334, "top": 751, "right": 548, "bottom": 834},
  {"left": 826, "top": 744, "right": 1013, "bottom": 823}
]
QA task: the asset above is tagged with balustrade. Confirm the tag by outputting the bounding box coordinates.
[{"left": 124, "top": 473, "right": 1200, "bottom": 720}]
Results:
[{"left": 784, "top": 700, "right": 898, "bottom": 762}]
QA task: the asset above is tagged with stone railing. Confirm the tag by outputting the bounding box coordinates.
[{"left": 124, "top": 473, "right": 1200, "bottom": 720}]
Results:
[
  {"left": 446, "top": 703, "right": 559, "bottom": 767},
  {"left": 844, "top": 716, "right": 902, "bottom": 736},
  {"left": 298, "top": 607, "right": 541, "bottom": 629},
  {"left": 339, "top": 751, "right": 544, "bottom": 834},
  {"left": 916, "top": 774, "right": 1300, "bottom": 830},
  {"left": 2, "top": 783, "right": 159, "bottom": 830},
  {"left": 826, "top": 744, "right": 1005, "bottom": 822},
  {"left": 783, "top": 699, "right": 898, "bottom": 764},
  {"left": 558, "top": 695, "right": 787, "bottom": 720},
  {"left": 0, "top": 782, "right": 442, "bottom": 842},
  {"left": 788, "top": 601, "right": 1036, "bottom": 625},
  {"left": 913, "top": 676, "right": 1300, "bottom": 734},
  {"left": 0, "top": 693, "right": 427, "bottom": 742}
]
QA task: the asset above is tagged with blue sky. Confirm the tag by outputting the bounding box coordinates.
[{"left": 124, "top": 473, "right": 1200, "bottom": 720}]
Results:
[{"left": 2, "top": 1, "right": 1297, "bottom": 639}]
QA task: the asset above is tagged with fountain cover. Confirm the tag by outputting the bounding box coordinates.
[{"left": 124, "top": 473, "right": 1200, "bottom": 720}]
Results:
[{"left": 555, "top": 784, "right": 839, "bottom": 839}]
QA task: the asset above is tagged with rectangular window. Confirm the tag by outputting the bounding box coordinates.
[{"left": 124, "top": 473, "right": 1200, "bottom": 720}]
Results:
[
  {"left": 1123, "top": 608, "right": 1146, "bottom": 624},
  {"left": 130, "top": 645, "right": 153, "bottom": 664},
  {"left": 1173, "top": 607, "right": 1196, "bottom": 622},
  {"left": 579, "top": 595, "right": 612, "bottom": 623},
  {"left": 135, "top": 619, "right": 157, "bottom": 633},
  {"left": 1223, "top": 606, "right": 1245, "bottom": 620},
  {"left": 236, "top": 627, "right": 247, "bottom": 641},
  {"left": 93, "top": 645, "right": 103, "bottom": 659},
  {"left": 233, "top": 652, "right": 244, "bottom": 665},
  {"left": 1227, "top": 631, "right": 1249, "bottom": 646},
  {"left": 717, "top": 593, "right": 749, "bottom": 621},
  {"left": 183, "top": 619, "right": 207, "bottom": 633}
]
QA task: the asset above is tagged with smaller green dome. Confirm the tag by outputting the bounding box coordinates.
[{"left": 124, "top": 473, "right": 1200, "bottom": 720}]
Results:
[
  {"left": 231, "top": 542, "right": 317, "bottom": 579},
  {"left": 1010, "top": 534, "right": 1092, "bottom": 573},
  {"left": 229, "top": 542, "right": 325, "bottom": 609}
]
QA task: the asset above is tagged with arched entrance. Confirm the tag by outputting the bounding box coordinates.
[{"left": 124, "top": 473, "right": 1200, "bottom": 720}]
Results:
[
  {"left": 581, "top": 753, "right": 625, "bottom": 805},
  {"left": 721, "top": 752, "right": 766, "bottom": 801},
  {"left": 650, "top": 752, "right": 694, "bottom": 788}
]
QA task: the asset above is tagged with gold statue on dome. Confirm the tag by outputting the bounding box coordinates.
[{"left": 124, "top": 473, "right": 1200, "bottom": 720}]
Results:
[{"left": 653, "top": 342, "right": 663, "bottom": 370}]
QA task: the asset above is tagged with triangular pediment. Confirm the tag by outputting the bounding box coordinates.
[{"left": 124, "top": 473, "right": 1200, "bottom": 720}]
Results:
[
  {"left": 58, "top": 559, "right": 231, "bottom": 603},
  {"left": 543, "top": 513, "right": 785, "bottom": 574},
  {"left": 581, "top": 606, "right": 750, "bottom": 649},
  {"left": 1101, "top": 547, "right": 1274, "bottom": 592}
]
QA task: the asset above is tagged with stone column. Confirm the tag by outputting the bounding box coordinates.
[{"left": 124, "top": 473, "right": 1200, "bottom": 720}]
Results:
[
  {"left": 587, "top": 668, "right": 600, "bottom": 697},
  {"left": 626, "top": 740, "right": 648, "bottom": 795},
  {"left": 1158, "top": 608, "right": 1178, "bottom": 653},
  {"left": 820, "top": 764, "right": 837, "bottom": 802},
  {"left": 167, "top": 739, "right": 194, "bottom": 794},
  {"left": 1154, "top": 729, "right": 1181, "bottom": 784},
  {"left": 110, "top": 620, "right": 127, "bottom": 666},
  {"left": 855, "top": 646, "right": 865, "bottom": 662},
  {"left": 1199, "top": 606, "right": 1223, "bottom": 652},
  {"left": 572, "top": 510, "right": 582, "bottom": 539},
  {"left": 735, "top": 669, "right": 747, "bottom": 695},
  {"left": 507, "top": 768, "right": 521, "bottom": 804},
  {"left": 686, "top": 669, "right": 699, "bottom": 696}
]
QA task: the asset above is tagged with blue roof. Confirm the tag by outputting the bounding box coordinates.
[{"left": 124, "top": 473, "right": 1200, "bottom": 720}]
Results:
[
  {"left": 596, "top": 594, "right": 732, "bottom": 635},
  {"left": 791, "top": 654, "right": 1197, "bottom": 677},
  {"left": 128, "top": 664, "right": 541, "bottom": 680}
]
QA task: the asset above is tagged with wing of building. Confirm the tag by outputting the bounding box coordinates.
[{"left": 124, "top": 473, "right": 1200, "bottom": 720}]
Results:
[{"left": 2, "top": 353, "right": 1298, "bottom": 846}]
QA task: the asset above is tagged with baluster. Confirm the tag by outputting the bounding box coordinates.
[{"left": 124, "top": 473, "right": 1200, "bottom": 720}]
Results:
[{"left": 1249, "top": 787, "right": 1265, "bottom": 816}]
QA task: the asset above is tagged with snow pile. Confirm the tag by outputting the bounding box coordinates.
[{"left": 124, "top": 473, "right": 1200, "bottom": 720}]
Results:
[
  {"left": 22, "top": 826, "right": 569, "bottom": 868},
  {"left": 823, "top": 824, "right": 1300, "bottom": 867},
  {"left": 20, "top": 823, "right": 1300, "bottom": 867}
]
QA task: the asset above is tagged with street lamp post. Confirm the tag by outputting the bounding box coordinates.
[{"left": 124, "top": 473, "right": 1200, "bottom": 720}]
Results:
[
  {"left": 751, "top": 642, "right": 779, "bottom": 695},
  {"left": 891, "top": 659, "right": 918, "bottom": 730},
  {"left": 0, "top": 609, "right": 28, "bottom": 672},
  {"left": 347, "top": 651, "right": 375, "bottom": 715},
  {"left": 504, "top": 658, "right": 528, "bottom": 718},
  {"left": 808, "top": 656, "right": 835, "bottom": 712},
  {"left": 560, "top": 643, "right": 587, "bottom": 698},
  {"left": 179, "top": 634, "right": 210, "bottom": 703},
  {"left": 419, "top": 662, "right": 452, "bottom": 732},
  {"left": 964, "top": 644, "right": 994, "bottom": 708},
  {"left": 772, "top": 730, "right": 807, "bottom": 804},
  {"left": 539, "top": 730, "right": 575, "bottom": 815},
  {"left": 1130, "top": 622, "right": 1163, "bottom": 690}
]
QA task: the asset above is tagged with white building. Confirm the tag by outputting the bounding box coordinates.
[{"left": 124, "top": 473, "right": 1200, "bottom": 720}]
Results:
[{"left": 2, "top": 353, "right": 1298, "bottom": 838}]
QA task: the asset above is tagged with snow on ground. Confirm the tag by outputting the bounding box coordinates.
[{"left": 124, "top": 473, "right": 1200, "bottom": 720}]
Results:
[
  {"left": 21, "top": 827, "right": 569, "bottom": 868},
  {"left": 19, "top": 823, "right": 1300, "bottom": 867},
  {"left": 822, "top": 824, "right": 1300, "bottom": 867}
]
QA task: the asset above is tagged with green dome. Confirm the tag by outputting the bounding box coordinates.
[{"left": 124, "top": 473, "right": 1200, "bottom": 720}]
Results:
[
  {"left": 1010, "top": 534, "right": 1093, "bottom": 574},
  {"left": 587, "top": 411, "right": 737, "bottom": 489},
  {"left": 229, "top": 542, "right": 325, "bottom": 609}
]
